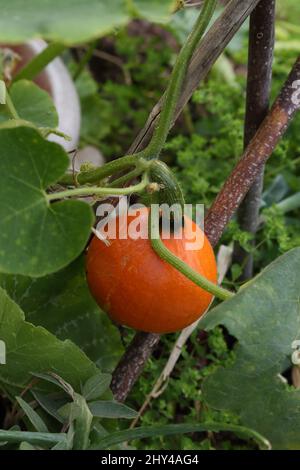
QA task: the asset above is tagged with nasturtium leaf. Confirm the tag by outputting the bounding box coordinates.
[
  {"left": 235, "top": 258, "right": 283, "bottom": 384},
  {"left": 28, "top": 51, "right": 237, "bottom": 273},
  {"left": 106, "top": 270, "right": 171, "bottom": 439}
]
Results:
[
  {"left": 201, "top": 248, "right": 300, "bottom": 450},
  {"left": 0, "top": 257, "right": 124, "bottom": 370},
  {"left": 0, "top": 0, "right": 176, "bottom": 45},
  {"left": 0, "top": 126, "right": 94, "bottom": 277},
  {"left": 0, "top": 80, "right": 58, "bottom": 128},
  {"left": 133, "top": 0, "right": 177, "bottom": 22},
  {"left": 0, "top": 286, "right": 99, "bottom": 394}
]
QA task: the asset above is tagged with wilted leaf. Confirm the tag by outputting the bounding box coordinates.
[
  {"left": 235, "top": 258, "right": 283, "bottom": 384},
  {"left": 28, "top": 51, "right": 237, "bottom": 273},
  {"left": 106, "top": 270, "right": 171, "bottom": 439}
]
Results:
[{"left": 201, "top": 248, "right": 300, "bottom": 450}]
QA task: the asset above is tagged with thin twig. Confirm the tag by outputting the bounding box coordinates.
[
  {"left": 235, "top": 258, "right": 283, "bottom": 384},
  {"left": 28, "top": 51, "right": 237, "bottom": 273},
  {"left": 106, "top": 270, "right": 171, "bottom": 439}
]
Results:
[{"left": 233, "top": 0, "right": 275, "bottom": 280}]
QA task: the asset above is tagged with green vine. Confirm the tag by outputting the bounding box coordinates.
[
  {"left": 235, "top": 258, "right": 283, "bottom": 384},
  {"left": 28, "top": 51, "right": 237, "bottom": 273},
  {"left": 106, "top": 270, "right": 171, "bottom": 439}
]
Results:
[
  {"left": 58, "top": 154, "right": 149, "bottom": 185},
  {"left": 146, "top": 0, "right": 217, "bottom": 158},
  {"left": 149, "top": 204, "right": 234, "bottom": 301},
  {"left": 48, "top": 172, "right": 149, "bottom": 201},
  {"left": 12, "top": 42, "right": 66, "bottom": 83}
]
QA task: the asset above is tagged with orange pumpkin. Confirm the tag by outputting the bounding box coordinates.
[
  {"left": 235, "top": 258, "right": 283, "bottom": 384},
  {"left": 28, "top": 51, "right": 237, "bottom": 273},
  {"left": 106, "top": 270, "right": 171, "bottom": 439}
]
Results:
[{"left": 86, "top": 208, "right": 217, "bottom": 333}]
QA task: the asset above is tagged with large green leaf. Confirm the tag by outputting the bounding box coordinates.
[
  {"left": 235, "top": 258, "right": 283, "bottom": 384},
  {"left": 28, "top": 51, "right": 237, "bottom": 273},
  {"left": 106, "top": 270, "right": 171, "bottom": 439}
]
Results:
[
  {"left": 0, "top": 0, "right": 177, "bottom": 45},
  {"left": 0, "top": 80, "right": 58, "bottom": 128},
  {"left": 201, "top": 248, "right": 300, "bottom": 450},
  {"left": 0, "top": 126, "right": 94, "bottom": 277},
  {"left": 0, "top": 286, "right": 99, "bottom": 394},
  {"left": 0, "top": 257, "right": 123, "bottom": 369}
]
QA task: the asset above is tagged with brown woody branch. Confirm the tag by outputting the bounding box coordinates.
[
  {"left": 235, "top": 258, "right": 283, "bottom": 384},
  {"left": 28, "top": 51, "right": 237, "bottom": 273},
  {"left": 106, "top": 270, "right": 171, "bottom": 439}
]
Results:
[
  {"left": 232, "top": 0, "right": 275, "bottom": 280},
  {"left": 205, "top": 56, "right": 300, "bottom": 245}
]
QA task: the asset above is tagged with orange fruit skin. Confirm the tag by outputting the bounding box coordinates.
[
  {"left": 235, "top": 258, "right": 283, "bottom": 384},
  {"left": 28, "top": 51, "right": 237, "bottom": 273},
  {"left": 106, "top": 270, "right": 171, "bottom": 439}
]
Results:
[{"left": 86, "top": 208, "right": 217, "bottom": 334}]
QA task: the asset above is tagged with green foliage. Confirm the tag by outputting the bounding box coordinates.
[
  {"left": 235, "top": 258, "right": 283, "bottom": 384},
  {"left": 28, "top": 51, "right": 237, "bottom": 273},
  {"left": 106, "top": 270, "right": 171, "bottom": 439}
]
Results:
[
  {"left": 76, "top": 30, "right": 173, "bottom": 157},
  {"left": 0, "top": 0, "right": 176, "bottom": 45},
  {"left": 0, "top": 256, "right": 124, "bottom": 370},
  {"left": 0, "top": 0, "right": 300, "bottom": 452},
  {"left": 165, "top": 77, "right": 244, "bottom": 206},
  {"left": 0, "top": 287, "right": 99, "bottom": 396},
  {"left": 0, "top": 126, "right": 94, "bottom": 277},
  {"left": 0, "top": 80, "right": 58, "bottom": 128},
  {"left": 0, "top": 372, "right": 138, "bottom": 449},
  {"left": 201, "top": 248, "right": 300, "bottom": 449}
]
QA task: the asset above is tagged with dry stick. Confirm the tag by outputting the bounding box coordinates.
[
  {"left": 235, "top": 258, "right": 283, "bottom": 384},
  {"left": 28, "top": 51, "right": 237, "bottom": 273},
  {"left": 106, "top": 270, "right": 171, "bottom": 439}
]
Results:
[
  {"left": 111, "top": 0, "right": 263, "bottom": 403},
  {"left": 130, "top": 245, "right": 233, "bottom": 428},
  {"left": 205, "top": 56, "right": 300, "bottom": 246},
  {"left": 112, "top": 56, "right": 300, "bottom": 402},
  {"left": 232, "top": 0, "right": 275, "bottom": 281}
]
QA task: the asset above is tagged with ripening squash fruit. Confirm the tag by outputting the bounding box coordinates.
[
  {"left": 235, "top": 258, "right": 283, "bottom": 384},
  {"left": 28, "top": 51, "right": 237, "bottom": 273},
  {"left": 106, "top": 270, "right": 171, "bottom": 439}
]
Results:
[{"left": 86, "top": 208, "right": 217, "bottom": 333}]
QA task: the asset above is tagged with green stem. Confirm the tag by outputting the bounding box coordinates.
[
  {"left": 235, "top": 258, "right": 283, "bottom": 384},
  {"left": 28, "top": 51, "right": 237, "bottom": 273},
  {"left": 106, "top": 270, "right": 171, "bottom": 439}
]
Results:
[
  {"left": 47, "top": 174, "right": 149, "bottom": 201},
  {"left": 59, "top": 154, "right": 148, "bottom": 186},
  {"left": 146, "top": 0, "right": 217, "bottom": 157},
  {"left": 5, "top": 91, "right": 19, "bottom": 119},
  {"left": 13, "top": 43, "right": 66, "bottom": 83},
  {"left": 149, "top": 205, "right": 234, "bottom": 301},
  {"left": 0, "top": 430, "right": 66, "bottom": 446},
  {"left": 106, "top": 167, "right": 144, "bottom": 188},
  {"left": 73, "top": 40, "right": 98, "bottom": 80}
]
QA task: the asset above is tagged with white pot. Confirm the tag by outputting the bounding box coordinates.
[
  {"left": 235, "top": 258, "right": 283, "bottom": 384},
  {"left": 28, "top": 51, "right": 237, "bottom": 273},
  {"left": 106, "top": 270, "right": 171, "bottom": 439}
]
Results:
[{"left": 9, "top": 39, "right": 81, "bottom": 152}]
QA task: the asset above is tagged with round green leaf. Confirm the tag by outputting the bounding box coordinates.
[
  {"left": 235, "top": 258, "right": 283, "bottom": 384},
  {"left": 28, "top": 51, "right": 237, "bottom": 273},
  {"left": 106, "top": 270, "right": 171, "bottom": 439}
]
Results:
[
  {"left": 0, "top": 0, "right": 176, "bottom": 45},
  {"left": 0, "top": 126, "right": 94, "bottom": 277}
]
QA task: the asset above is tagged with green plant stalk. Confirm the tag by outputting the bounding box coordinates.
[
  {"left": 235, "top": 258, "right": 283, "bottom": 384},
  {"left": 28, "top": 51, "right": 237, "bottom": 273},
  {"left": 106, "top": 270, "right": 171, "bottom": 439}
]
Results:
[
  {"left": 59, "top": 0, "right": 216, "bottom": 186},
  {"left": 106, "top": 167, "right": 144, "bottom": 188},
  {"left": 73, "top": 40, "right": 98, "bottom": 80},
  {"left": 146, "top": 0, "right": 217, "bottom": 157},
  {"left": 47, "top": 173, "right": 149, "bottom": 201},
  {"left": 90, "top": 422, "right": 270, "bottom": 450},
  {"left": 5, "top": 90, "right": 19, "bottom": 119},
  {"left": 58, "top": 154, "right": 148, "bottom": 186},
  {"left": 0, "top": 430, "right": 66, "bottom": 446},
  {"left": 13, "top": 42, "right": 66, "bottom": 83},
  {"left": 149, "top": 204, "right": 234, "bottom": 301}
]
